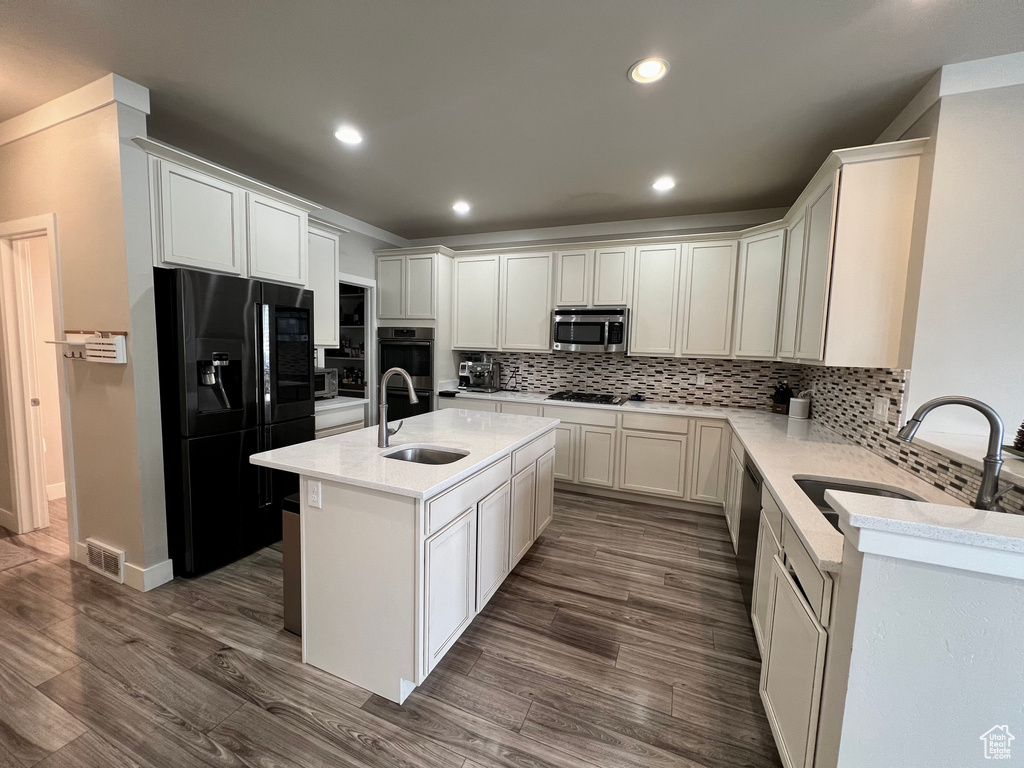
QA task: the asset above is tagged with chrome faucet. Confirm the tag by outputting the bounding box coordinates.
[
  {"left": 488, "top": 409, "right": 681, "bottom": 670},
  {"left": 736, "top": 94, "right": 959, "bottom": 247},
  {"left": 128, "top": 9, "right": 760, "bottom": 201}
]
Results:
[
  {"left": 897, "top": 396, "right": 1006, "bottom": 511},
  {"left": 378, "top": 367, "right": 419, "bottom": 448}
]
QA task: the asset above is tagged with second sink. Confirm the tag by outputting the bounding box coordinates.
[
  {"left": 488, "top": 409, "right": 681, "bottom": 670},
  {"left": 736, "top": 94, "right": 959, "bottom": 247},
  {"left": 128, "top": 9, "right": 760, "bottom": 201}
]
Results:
[
  {"left": 795, "top": 477, "right": 923, "bottom": 532},
  {"left": 383, "top": 446, "right": 469, "bottom": 465}
]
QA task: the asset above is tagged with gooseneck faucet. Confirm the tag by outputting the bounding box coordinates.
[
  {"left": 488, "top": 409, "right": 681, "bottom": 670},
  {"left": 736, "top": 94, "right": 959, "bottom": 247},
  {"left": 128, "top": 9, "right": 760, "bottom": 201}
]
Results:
[
  {"left": 897, "top": 396, "right": 1005, "bottom": 511},
  {"left": 378, "top": 367, "right": 419, "bottom": 448}
]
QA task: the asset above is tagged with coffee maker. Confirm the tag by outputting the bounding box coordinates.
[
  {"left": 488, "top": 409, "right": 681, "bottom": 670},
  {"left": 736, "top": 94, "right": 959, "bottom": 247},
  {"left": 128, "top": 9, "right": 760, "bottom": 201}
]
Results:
[{"left": 458, "top": 355, "right": 501, "bottom": 393}]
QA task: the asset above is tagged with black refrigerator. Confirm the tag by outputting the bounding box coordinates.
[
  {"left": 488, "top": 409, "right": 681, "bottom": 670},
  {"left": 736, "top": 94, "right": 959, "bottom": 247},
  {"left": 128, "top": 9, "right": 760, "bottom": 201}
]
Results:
[{"left": 154, "top": 267, "right": 315, "bottom": 577}]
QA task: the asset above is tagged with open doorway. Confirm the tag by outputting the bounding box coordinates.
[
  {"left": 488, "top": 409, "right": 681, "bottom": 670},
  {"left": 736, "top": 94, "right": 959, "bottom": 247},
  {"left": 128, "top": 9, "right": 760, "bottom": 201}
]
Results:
[{"left": 0, "top": 214, "right": 74, "bottom": 554}]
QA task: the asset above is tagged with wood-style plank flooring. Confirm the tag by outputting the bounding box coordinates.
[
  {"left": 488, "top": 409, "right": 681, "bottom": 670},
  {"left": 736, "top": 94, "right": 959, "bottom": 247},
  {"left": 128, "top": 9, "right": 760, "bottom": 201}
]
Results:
[{"left": 0, "top": 491, "right": 781, "bottom": 767}]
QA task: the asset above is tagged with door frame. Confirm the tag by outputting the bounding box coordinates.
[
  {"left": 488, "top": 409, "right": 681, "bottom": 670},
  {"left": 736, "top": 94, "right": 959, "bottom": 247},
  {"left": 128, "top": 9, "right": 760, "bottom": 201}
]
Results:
[
  {"left": 0, "top": 214, "right": 76, "bottom": 540},
  {"left": 337, "top": 270, "right": 377, "bottom": 423}
]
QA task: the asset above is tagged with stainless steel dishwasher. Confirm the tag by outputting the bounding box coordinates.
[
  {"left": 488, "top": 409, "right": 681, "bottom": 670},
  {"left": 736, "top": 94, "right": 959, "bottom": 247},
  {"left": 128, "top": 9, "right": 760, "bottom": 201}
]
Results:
[{"left": 735, "top": 459, "right": 762, "bottom": 617}]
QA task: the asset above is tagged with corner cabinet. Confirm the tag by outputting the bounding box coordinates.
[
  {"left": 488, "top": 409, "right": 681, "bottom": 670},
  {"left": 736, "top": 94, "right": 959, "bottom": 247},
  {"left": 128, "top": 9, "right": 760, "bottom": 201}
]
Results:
[
  {"left": 452, "top": 255, "right": 501, "bottom": 350},
  {"left": 733, "top": 228, "right": 786, "bottom": 358},
  {"left": 307, "top": 224, "right": 342, "bottom": 348},
  {"left": 500, "top": 252, "right": 553, "bottom": 351},
  {"left": 688, "top": 419, "right": 730, "bottom": 504},
  {"left": 630, "top": 244, "right": 682, "bottom": 356}
]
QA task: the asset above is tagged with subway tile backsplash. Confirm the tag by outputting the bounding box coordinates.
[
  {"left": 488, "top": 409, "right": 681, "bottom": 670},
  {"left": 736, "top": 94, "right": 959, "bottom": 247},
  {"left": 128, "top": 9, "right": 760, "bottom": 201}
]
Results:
[{"left": 480, "top": 351, "right": 1024, "bottom": 514}]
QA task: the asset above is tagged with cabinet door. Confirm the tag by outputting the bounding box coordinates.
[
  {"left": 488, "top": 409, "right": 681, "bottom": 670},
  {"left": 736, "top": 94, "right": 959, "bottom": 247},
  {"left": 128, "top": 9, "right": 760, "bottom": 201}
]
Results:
[
  {"left": 377, "top": 256, "right": 405, "bottom": 319},
  {"left": 751, "top": 512, "right": 782, "bottom": 652},
  {"left": 689, "top": 420, "right": 729, "bottom": 504},
  {"left": 501, "top": 252, "right": 552, "bottom": 351},
  {"left": 777, "top": 215, "right": 806, "bottom": 359},
  {"left": 510, "top": 465, "right": 537, "bottom": 567},
  {"left": 534, "top": 448, "right": 556, "bottom": 537},
  {"left": 551, "top": 424, "right": 578, "bottom": 482},
  {"left": 476, "top": 482, "right": 511, "bottom": 611},
  {"left": 452, "top": 256, "right": 501, "bottom": 350},
  {"left": 679, "top": 241, "right": 737, "bottom": 357},
  {"left": 760, "top": 555, "right": 828, "bottom": 768},
  {"left": 424, "top": 509, "right": 477, "bottom": 673},
  {"left": 307, "top": 226, "right": 340, "bottom": 348},
  {"left": 618, "top": 431, "right": 688, "bottom": 498},
  {"left": 630, "top": 244, "right": 682, "bottom": 355},
  {"left": 593, "top": 247, "right": 633, "bottom": 306},
  {"left": 727, "top": 452, "right": 744, "bottom": 553},
  {"left": 734, "top": 229, "right": 785, "bottom": 358},
  {"left": 554, "top": 250, "right": 591, "bottom": 307},
  {"left": 247, "top": 193, "right": 307, "bottom": 285},
  {"left": 157, "top": 160, "right": 246, "bottom": 275},
  {"left": 795, "top": 178, "right": 837, "bottom": 361},
  {"left": 405, "top": 254, "right": 436, "bottom": 320},
  {"left": 578, "top": 426, "right": 616, "bottom": 488}
]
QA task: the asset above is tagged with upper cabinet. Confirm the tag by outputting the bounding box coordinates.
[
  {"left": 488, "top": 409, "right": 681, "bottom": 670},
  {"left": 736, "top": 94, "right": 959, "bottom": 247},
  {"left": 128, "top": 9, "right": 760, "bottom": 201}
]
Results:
[
  {"left": 630, "top": 244, "right": 682, "bottom": 356},
  {"left": 500, "top": 252, "right": 553, "bottom": 351},
  {"left": 733, "top": 228, "right": 786, "bottom": 358},
  {"left": 555, "top": 247, "right": 634, "bottom": 307},
  {"left": 452, "top": 255, "right": 502, "bottom": 350},
  {"left": 777, "top": 214, "right": 805, "bottom": 359},
  {"left": 375, "top": 250, "right": 448, "bottom": 321},
  {"left": 140, "top": 138, "right": 318, "bottom": 287},
  {"left": 678, "top": 240, "right": 738, "bottom": 357},
  {"left": 307, "top": 223, "right": 341, "bottom": 349},
  {"left": 794, "top": 180, "right": 837, "bottom": 361}
]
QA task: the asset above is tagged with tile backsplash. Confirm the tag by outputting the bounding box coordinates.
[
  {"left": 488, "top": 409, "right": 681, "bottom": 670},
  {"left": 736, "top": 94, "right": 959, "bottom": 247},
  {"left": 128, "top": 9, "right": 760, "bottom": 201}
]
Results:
[{"left": 479, "top": 351, "right": 1024, "bottom": 514}]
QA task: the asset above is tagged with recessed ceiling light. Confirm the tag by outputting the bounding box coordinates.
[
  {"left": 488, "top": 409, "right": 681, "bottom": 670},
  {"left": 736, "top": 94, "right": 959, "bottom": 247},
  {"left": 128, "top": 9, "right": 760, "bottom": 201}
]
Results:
[
  {"left": 334, "top": 125, "right": 363, "bottom": 145},
  {"left": 652, "top": 176, "right": 676, "bottom": 192},
  {"left": 628, "top": 58, "right": 669, "bottom": 84},
  {"left": 452, "top": 200, "right": 471, "bottom": 215}
]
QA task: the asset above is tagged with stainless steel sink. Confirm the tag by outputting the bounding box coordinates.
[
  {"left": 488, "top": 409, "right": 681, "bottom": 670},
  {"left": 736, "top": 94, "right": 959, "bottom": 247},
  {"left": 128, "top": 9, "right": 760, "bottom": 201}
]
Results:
[
  {"left": 382, "top": 446, "right": 469, "bottom": 465},
  {"left": 794, "top": 477, "right": 923, "bottom": 532}
]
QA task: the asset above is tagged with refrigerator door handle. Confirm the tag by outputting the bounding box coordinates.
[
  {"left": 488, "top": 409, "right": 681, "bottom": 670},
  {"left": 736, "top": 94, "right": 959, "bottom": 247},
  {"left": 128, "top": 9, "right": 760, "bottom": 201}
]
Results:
[{"left": 260, "top": 302, "right": 272, "bottom": 423}]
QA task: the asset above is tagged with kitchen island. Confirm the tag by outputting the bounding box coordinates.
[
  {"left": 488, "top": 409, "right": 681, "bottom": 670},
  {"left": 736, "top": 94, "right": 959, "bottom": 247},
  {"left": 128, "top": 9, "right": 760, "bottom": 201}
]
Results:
[{"left": 250, "top": 408, "right": 558, "bottom": 703}]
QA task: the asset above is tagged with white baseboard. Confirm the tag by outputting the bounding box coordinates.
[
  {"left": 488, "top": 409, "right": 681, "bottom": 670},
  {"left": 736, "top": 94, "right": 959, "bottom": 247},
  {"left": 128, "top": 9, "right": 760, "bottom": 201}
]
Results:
[
  {"left": 73, "top": 541, "right": 174, "bottom": 592},
  {"left": 46, "top": 482, "right": 66, "bottom": 501},
  {"left": 0, "top": 506, "right": 17, "bottom": 533}
]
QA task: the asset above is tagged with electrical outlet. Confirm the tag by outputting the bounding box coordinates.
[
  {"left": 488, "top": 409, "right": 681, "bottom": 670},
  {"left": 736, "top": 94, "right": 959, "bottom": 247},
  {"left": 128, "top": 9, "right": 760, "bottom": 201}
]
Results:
[
  {"left": 696, "top": 373, "right": 707, "bottom": 386},
  {"left": 307, "top": 479, "right": 322, "bottom": 509},
  {"left": 872, "top": 395, "right": 889, "bottom": 423}
]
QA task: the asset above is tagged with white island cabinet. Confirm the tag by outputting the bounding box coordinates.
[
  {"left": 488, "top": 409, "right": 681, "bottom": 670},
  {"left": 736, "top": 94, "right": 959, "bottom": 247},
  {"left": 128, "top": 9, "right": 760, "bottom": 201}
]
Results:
[{"left": 250, "top": 409, "right": 558, "bottom": 704}]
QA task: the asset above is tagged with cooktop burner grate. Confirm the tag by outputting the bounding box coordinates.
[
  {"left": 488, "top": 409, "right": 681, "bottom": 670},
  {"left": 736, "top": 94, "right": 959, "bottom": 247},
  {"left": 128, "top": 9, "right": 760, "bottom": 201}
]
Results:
[{"left": 546, "top": 391, "right": 624, "bottom": 405}]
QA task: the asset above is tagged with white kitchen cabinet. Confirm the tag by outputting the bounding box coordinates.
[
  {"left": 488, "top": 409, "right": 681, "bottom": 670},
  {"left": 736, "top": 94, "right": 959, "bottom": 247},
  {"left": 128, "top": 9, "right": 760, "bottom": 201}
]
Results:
[
  {"left": 437, "top": 398, "right": 497, "bottom": 412},
  {"left": 510, "top": 464, "right": 537, "bottom": 566},
  {"left": 375, "top": 251, "right": 441, "bottom": 321},
  {"left": 424, "top": 508, "right": 477, "bottom": 673},
  {"left": 689, "top": 419, "right": 729, "bottom": 504},
  {"left": 723, "top": 447, "right": 744, "bottom": 552},
  {"left": 247, "top": 192, "right": 308, "bottom": 285},
  {"left": 777, "top": 215, "right": 805, "bottom": 359},
  {"left": 618, "top": 430, "right": 688, "bottom": 498},
  {"left": 405, "top": 255, "right": 436, "bottom": 320},
  {"left": 760, "top": 555, "right": 828, "bottom": 768},
  {"left": 751, "top": 511, "right": 782, "bottom": 652},
  {"left": 534, "top": 448, "right": 556, "bottom": 537},
  {"left": 551, "top": 423, "right": 578, "bottom": 482},
  {"left": 795, "top": 179, "right": 837, "bottom": 361},
  {"left": 554, "top": 250, "right": 592, "bottom": 306},
  {"left": 154, "top": 158, "right": 247, "bottom": 275},
  {"left": 733, "top": 228, "right": 786, "bottom": 358},
  {"left": 452, "top": 255, "right": 501, "bottom": 350},
  {"left": 678, "top": 240, "right": 737, "bottom": 357},
  {"left": 630, "top": 244, "right": 682, "bottom": 356},
  {"left": 307, "top": 224, "right": 341, "bottom": 348},
  {"left": 501, "top": 252, "right": 553, "bottom": 351},
  {"left": 578, "top": 425, "right": 617, "bottom": 488},
  {"left": 476, "top": 482, "right": 511, "bottom": 611},
  {"left": 499, "top": 402, "right": 543, "bottom": 417},
  {"left": 376, "top": 255, "right": 405, "bottom": 319},
  {"left": 593, "top": 247, "right": 633, "bottom": 306}
]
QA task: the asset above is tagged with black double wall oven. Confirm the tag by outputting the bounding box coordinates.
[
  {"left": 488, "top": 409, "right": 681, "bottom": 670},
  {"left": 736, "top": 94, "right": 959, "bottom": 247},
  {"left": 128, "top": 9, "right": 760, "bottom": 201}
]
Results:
[{"left": 155, "top": 267, "right": 315, "bottom": 577}]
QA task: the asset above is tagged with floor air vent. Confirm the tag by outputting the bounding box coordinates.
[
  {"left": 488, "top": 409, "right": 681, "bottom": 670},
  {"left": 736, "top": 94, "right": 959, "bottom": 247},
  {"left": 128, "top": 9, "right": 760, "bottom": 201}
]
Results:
[{"left": 85, "top": 538, "right": 125, "bottom": 583}]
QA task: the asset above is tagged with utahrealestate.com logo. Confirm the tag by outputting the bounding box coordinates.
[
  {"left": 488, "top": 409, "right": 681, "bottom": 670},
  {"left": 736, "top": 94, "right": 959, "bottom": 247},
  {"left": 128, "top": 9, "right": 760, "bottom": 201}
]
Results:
[{"left": 980, "top": 725, "right": 1015, "bottom": 760}]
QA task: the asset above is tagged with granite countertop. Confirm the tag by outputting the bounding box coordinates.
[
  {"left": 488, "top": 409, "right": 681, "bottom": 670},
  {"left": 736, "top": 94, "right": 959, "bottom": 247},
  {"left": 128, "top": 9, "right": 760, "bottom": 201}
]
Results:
[
  {"left": 440, "top": 389, "right": 963, "bottom": 572},
  {"left": 251, "top": 409, "right": 558, "bottom": 499},
  {"left": 315, "top": 396, "right": 370, "bottom": 412}
]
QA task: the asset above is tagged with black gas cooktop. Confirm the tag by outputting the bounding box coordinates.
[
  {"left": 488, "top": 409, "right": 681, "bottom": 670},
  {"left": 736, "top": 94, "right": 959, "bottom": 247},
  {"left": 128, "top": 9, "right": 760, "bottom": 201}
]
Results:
[{"left": 546, "top": 391, "right": 624, "bottom": 405}]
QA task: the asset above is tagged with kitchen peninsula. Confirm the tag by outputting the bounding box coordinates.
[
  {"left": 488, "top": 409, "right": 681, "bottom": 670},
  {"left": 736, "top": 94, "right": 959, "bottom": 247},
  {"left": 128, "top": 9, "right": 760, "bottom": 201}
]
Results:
[{"left": 250, "top": 408, "right": 558, "bottom": 703}]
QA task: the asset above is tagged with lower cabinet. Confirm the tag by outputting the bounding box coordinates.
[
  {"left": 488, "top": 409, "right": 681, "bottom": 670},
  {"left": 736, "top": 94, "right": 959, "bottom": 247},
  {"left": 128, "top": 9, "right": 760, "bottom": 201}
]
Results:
[
  {"left": 618, "top": 430, "right": 688, "bottom": 498},
  {"left": 760, "top": 555, "right": 828, "bottom": 768},
  {"left": 751, "top": 511, "right": 782, "bottom": 651},
  {"left": 723, "top": 448, "right": 744, "bottom": 552},
  {"left": 534, "top": 448, "right": 556, "bottom": 536},
  {"left": 578, "top": 425, "right": 617, "bottom": 487},
  {"left": 551, "top": 423, "right": 578, "bottom": 482},
  {"left": 689, "top": 420, "right": 729, "bottom": 504},
  {"left": 510, "top": 464, "right": 537, "bottom": 566},
  {"left": 424, "top": 509, "right": 477, "bottom": 673},
  {"left": 476, "top": 482, "right": 511, "bottom": 611}
]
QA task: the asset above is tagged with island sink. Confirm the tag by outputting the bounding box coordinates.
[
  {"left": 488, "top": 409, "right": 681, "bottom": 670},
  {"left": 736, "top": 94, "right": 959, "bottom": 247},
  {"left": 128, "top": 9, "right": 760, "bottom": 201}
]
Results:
[
  {"left": 795, "top": 477, "right": 923, "bottom": 531},
  {"left": 382, "top": 446, "right": 469, "bottom": 465}
]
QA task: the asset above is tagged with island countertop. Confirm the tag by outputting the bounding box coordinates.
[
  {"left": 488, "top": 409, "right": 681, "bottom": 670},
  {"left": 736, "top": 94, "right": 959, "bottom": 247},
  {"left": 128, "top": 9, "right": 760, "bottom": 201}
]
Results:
[{"left": 250, "top": 409, "right": 559, "bottom": 499}]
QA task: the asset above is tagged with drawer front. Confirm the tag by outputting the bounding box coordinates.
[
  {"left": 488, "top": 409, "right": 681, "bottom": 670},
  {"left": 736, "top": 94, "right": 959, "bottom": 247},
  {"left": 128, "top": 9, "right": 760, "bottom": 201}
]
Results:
[
  {"left": 542, "top": 405, "right": 617, "bottom": 427},
  {"left": 451, "top": 399, "right": 499, "bottom": 412},
  {"left": 427, "top": 456, "right": 512, "bottom": 536},
  {"left": 621, "top": 412, "right": 689, "bottom": 434},
  {"left": 512, "top": 430, "right": 557, "bottom": 474},
  {"left": 315, "top": 405, "right": 366, "bottom": 432},
  {"left": 781, "top": 518, "right": 830, "bottom": 624},
  {"left": 500, "top": 402, "right": 543, "bottom": 417},
  {"left": 761, "top": 485, "right": 784, "bottom": 540},
  {"left": 315, "top": 423, "right": 362, "bottom": 439}
]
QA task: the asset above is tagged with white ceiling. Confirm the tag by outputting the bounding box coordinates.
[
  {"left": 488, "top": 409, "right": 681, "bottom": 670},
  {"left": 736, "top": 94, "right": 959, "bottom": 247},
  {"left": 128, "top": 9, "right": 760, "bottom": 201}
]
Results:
[{"left": 2, "top": 1, "right": 1023, "bottom": 239}]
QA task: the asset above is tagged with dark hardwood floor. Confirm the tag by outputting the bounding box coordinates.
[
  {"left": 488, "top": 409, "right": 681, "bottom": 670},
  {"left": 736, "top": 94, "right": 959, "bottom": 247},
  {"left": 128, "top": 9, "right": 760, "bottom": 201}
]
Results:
[{"left": 0, "top": 491, "right": 781, "bottom": 767}]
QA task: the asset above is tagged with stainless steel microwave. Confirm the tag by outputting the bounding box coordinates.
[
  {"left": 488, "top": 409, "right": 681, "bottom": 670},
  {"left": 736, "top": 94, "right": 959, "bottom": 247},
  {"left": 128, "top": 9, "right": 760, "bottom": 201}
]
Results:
[
  {"left": 552, "top": 308, "right": 629, "bottom": 353},
  {"left": 313, "top": 367, "right": 338, "bottom": 400}
]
